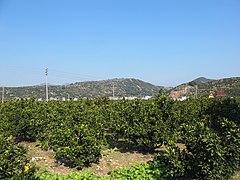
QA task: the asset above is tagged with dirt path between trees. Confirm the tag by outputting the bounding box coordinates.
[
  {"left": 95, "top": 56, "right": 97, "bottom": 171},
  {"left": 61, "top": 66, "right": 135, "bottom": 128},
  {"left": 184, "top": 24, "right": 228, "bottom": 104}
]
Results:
[{"left": 21, "top": 142, "right": 153, "bottom": 176}]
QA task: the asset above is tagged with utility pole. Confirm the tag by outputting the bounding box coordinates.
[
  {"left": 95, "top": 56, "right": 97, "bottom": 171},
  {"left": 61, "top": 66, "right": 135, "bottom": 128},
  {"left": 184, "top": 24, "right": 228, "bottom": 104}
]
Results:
[
  {"left": 195, "top": 85, "right": 198, "bottom": 99},
  {"left": 45, "top": 68, "right": 49, "bottom": 102},
  {"left": 113, "top": 84, "right": 115, "bottom": 99},
  {"left": 1, "top": 87, "right": 4, "bottom": 103}
]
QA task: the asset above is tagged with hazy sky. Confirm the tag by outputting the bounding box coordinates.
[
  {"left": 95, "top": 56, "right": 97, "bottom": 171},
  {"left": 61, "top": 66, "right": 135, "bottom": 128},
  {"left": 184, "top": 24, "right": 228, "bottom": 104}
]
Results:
[{"left": 0, "top": 0, "right": 239, "bottom": 87}]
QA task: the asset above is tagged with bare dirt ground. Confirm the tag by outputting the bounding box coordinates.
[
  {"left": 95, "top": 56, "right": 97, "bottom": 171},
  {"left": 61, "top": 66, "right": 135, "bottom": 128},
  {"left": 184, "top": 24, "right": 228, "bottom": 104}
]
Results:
[
  {"left": 234, "top": 172, "right": 240, "bottom": 180},
  {"left": 84, "top": 148, "right": 153, "bottom": 176},
  {"left": 21, "top": 142, "right": 153, "bottom": 176},
  {"left": 21, "top": 142, "right": 240, "bottom": 179},
  {"left": 21, "top": 142, "right": 77, "bottom": 175}
]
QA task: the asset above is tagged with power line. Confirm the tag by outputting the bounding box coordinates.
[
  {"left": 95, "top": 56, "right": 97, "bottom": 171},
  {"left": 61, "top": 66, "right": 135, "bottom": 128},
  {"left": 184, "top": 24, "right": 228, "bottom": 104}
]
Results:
[
  {"left": 50, "top": 69, "right": 106, "bottom": 81},
  {"left": 1, "top": 66, "right": 109, "bottom": 87}
]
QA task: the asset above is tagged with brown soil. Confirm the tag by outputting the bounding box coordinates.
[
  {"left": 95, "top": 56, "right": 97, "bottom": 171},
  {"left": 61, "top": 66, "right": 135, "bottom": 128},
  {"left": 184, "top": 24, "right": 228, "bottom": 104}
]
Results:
[
  {"left": 20, "top": 142, "right": 77, "bottom": 175},
  {"left": 20, "top": 142, "right": 153, "bottom": 176},
  {"left": 21, "top": 142, "right": 240, "bottom": 179},
  {"left": 234, "top": 172, "right": 240, "bottom": 180},
  {"left": 84, "top": 148, "right": 153, "bottom": 176}
]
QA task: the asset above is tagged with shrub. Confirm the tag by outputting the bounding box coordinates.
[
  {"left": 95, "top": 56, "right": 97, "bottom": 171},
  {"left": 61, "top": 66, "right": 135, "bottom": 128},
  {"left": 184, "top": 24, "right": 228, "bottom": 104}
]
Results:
[
  {"left": 110, "top": 163, "right": 161, "bottom": 180},
  {"left": 0, "top": 134, "right": 38, "bottom": 180},
  {"left": 153, "top": 118, "right": 240, "bottom": 180}
]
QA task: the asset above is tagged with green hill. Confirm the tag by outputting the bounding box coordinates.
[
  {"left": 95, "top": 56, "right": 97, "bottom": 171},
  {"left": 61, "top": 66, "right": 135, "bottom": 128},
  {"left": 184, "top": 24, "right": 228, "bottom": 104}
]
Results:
[
  {"left": 190, "top": 77, "right": 214, "bottom": 85},
  {"left": 169, "top": 77, "right": 240, "bottom": 99},
  {"left": 2, "top": 78, "right": 162, "bottom": 100},
  {"left": 3, "top": 77, "right": 240, "bottom": 101}
]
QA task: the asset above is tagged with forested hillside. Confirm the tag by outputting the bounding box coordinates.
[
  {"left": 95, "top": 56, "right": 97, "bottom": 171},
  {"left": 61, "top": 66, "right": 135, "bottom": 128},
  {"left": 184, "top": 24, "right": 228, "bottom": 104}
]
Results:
[{"left": 1, "top": 78, "right": 161, "bottom": 100}]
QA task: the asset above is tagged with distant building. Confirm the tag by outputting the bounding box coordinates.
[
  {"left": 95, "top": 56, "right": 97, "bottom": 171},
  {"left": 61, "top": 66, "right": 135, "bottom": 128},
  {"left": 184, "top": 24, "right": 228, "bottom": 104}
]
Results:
[
  {"left": 215, "top": 90, "right": 227, "bottom": 98},
  {"left": 208, "top": 93, "right": 214, "bottom": 98},
  {"left": 50, "top": 97, "right": 58, "bottom": 101},
  {"left": 109, "top": 97, "right": 120, "bottom": 100},
  {"left": 141, "top": 96, "right": 152, "bottom": 100},
  {"left": 125, "top": 96, "right": 137, "bottom": 100},
  {"left": 178, "top": 96, "right": 188, "bottom": 101}
]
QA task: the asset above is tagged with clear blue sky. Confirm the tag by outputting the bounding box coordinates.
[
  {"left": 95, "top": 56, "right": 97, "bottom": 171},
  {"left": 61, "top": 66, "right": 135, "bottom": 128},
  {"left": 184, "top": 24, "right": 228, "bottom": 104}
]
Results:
[{"left": 0, "top": 0, "right": 239, "bottom": 87}]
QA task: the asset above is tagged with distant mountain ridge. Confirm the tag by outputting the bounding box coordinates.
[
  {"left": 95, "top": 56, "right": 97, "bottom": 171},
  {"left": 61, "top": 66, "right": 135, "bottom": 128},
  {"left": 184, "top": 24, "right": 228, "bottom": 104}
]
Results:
[
  {"left": 190, "top": 77, "right": 214, "bottom": 85},
  {"left": 2, "top": 78, "right": 162, "bottom": 100},
  {"left": 169, "top": 77, "right": 240, "bottom": 99},
  {"left": 2, "top": 77, "right": 240, "bottom": 101}
]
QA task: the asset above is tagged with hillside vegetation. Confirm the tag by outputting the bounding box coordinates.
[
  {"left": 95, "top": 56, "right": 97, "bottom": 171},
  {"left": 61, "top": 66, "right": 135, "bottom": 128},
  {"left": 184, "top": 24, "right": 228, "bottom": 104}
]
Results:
[
  {"left": 190, "top": 77, "right": 214, "bottom": 85},
  {"left": 169, "top": 77, "right": 240, "bottom": 99},
  {"left": 2, "top": 78, "right": 161, "bottom": 100},
  {"left": 2, "top": 77, "right": 240, "bottom": 101}
]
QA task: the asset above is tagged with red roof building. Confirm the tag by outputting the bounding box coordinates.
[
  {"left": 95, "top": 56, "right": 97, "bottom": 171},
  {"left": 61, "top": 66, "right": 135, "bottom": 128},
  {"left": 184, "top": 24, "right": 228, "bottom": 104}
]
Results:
[{"left": 215, "top": 90, "right": 227, "bottom": 98}]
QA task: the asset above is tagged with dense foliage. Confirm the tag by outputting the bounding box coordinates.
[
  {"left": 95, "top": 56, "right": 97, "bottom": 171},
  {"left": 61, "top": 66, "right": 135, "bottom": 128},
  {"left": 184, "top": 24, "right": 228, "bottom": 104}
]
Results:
[
  {"left": 37, "top": 171, "right": 105, "bottom": 180},
  {"left": 0, "top": 134, "right": 38, "bottom": 180},
  {"left": 153, "top": 118, "right": 240, "bottom": 179},
  {"left": 37, "top": 163, "right": 160, "bottom": 180},
  {"left": 0, "top": 96, "right": 239, "bottom": 179}
]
